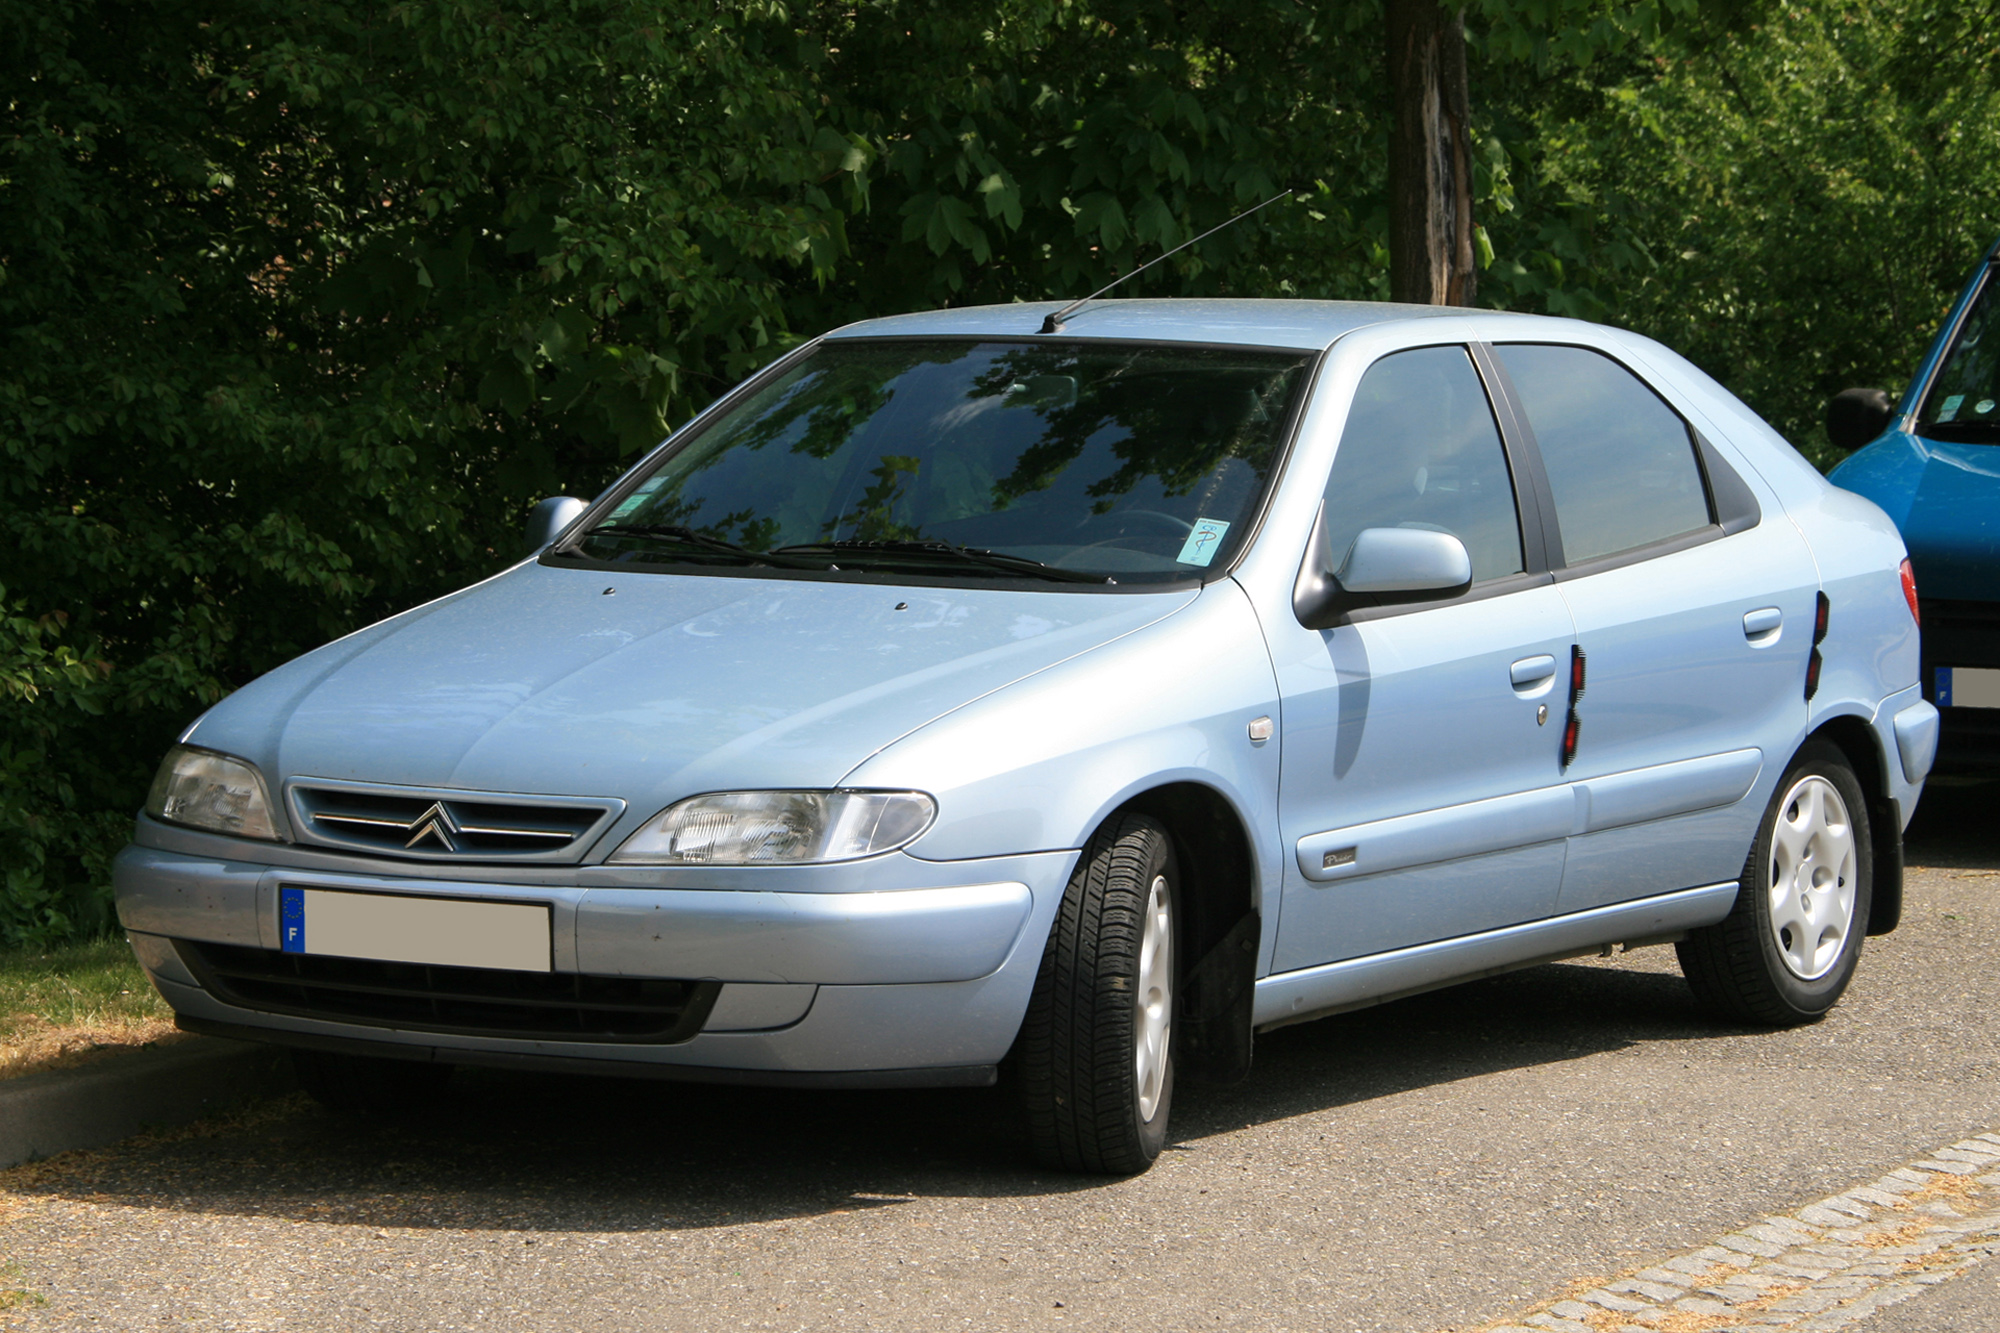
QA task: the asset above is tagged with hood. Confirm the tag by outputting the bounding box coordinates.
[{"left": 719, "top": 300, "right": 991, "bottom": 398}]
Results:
[{"left": 188, "top": 562, "right": 1193, "bottom": 818}]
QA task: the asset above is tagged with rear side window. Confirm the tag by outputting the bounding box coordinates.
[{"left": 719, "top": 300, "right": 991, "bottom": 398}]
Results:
[
  {"left": 1325, "top": 345, "right": 1524, "bottom": 583},
  {"left": 1494, "top": 344, "right": 1712, "bottom": 564}
]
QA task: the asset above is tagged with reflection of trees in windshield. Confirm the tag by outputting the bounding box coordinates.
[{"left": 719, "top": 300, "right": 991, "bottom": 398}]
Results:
[
  {"left": 729, "top": 354, "right": 924, "bottom": 461},
  {"left": 577, "top": 339, "right": 1311, "bottom": 581},
  {"left": 843, "top": 455, "right": 924, "bottom": 541},
  {"left": 968, "top": 346, "right": 1301, "bottom": 515},
  {"left": 588, "top": 351, "right": 938, "bottom": 553}
]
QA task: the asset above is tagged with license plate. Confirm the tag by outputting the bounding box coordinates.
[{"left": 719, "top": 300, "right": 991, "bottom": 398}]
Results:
[
  {"left": 278, "top": 887, "right": 551, "bottom": 972},
  {"left": 1936, "top": 666, "right": 2000, "bottom": 709}
]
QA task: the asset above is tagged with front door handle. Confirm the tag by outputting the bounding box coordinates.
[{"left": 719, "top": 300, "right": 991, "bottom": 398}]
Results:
[
  {"left": 1510, "top": 654, "right": 1558, "bottom": 689},
  {"left": 1743, "top": 607, "right": 1783, "bottom": 643}
]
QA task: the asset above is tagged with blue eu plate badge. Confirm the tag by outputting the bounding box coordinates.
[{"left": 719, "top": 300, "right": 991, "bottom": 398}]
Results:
[
  {"left": 1175, "top": 518, "right": 1231, "bottom": 567},
  {"left": 280, "top": 885, "right": 306, "bottom": 954}
]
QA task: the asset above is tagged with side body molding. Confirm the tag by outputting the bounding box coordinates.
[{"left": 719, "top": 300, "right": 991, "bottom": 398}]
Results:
[
  {"left": 1295, "top": 748, "right": 1763, "bottom": 882},
  {"left": 1254, "top": 881, "right": 1739, "bottom": 1030},
  {"left": 1295, "top": 786, "right": 1571, "bottom": 882},
  {"left": 1572, "top": 748, "right": 1763, "bottom": 833}
]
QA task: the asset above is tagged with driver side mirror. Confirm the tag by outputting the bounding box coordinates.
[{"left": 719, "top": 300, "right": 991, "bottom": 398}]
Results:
[
  {"left": 1293, "top": 506, "right": 1473, "bottom": 630},
  {"left": 1827, "top": 387, "right": 1894, "bottom": 453},
  {"left": 525, "top": 495, "right": 589, "bottom": 553}
]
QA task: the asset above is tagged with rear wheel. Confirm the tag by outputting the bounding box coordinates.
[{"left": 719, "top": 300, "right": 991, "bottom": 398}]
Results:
[
  {"left": 1018, "top": 813, "right": 1178, "bottom": 1174},
  {"left": 292, "top": 1048, "right": 454, "bottom": 1116},
  {"left": 1677, "top": 740, "right": 1872, "bottom": 1024}
]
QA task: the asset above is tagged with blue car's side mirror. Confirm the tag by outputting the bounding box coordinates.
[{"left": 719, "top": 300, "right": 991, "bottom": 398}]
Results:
[
  {"left": 1293, "top": 504, "right": 1473, "bottom": 630},
  {"left": 526, "top": 496, "right": 589, "bottom": 553}
]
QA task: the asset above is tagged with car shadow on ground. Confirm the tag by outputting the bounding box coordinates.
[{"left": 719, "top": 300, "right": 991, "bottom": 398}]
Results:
[
  {"left": 1177, "top": 949, "right": 1708, "bottom": 1147},
  {"left": 3, "top": 949, "right": 1753, "bottom": 1234},
  {"left": 1903, "top": 777, "right": 2000, "bottom": 870},
  {"left": 29, "top": 764, "right": 1994, "bottom": 1238}
]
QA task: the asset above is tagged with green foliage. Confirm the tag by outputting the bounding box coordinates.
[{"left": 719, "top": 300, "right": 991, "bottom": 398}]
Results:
[
  {"left": 0, "top": 0, "right": 858, "bottom": 942},
  {"left": 800, "top": 0, "right": 1393, "bottom": 313},
  {"left": 1476, "top": 0, "right": 2000, "bottom": 465},
  {"left": 3, "top": 0, "right": 1998, "bottom": 941}
]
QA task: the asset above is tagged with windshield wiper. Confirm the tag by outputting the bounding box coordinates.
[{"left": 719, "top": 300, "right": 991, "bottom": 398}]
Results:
[
  {"left": 584, "top": 523, "right": 826, "bottom": 570},
  {"left": 771, "top": 539, "right": 1114, "bottom": 584}
]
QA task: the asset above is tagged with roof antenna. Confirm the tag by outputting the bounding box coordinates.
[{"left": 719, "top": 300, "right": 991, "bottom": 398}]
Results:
[{"left": 1039, "top": 187, "right": 1294, "bottom": 335}]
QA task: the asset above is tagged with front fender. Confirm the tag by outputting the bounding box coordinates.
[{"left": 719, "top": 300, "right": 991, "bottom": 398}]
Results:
[{"left": 842, "top": 579, "right": 1283, "bottom": 914}]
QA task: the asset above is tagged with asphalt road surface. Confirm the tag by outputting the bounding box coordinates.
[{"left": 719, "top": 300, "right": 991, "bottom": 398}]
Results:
[{"left": 4, "top": 781, "right": 1998, "bottom": 1332}]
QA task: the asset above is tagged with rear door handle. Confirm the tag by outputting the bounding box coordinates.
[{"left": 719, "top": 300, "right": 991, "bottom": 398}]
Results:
[
  {"left": 1511, "top": 654, "right": 1558, "bottom": 689},
  {"left": 1743, "top": 607, "right": 1783, "bottom": 642}
]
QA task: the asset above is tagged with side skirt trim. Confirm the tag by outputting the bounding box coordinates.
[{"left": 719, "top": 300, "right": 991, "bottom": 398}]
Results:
[{"left": 1252, "top": 881, "right": 1738, "bottom": 1032}]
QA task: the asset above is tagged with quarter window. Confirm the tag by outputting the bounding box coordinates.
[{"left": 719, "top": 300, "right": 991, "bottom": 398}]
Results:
[
  {"left": 1494, "top": 344, "right": 1711, "bottom": 564},
  {"left": 1325, "top": 345, "right": 1525, "bottom": 583}
]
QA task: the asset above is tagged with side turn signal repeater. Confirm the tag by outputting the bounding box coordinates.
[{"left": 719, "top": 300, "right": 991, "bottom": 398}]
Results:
[
  {"left": 1561, "top": 644, "right": 1586, "bottom": 768},
  {"left": 1805, "top": 591, "right": 1830, "bottom": 701}
]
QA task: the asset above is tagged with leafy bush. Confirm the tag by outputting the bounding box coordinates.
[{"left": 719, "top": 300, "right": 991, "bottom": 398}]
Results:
[
  {"left": 1478, "top": 0, "right": 2000, "bottom": 466},
  {"left": 0, "top": 0, "right": 859, "bottom": 941},
  {"left": 4, "top": 0, "right": 1996, "bottom": 942}
]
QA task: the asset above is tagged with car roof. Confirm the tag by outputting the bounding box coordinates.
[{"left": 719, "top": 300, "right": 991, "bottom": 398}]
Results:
[{"left": 821, "top": 298, "right": 1565, "bottom": 352}]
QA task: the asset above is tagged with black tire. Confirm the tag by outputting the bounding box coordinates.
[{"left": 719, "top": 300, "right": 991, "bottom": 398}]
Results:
[
  {"left": 1677, "top": 739, "right": 1873, "bottom": 1025},
  {"left": 292, "top": 1048, "right": 454, "bottom": 1116},
  {"left": 1018, "top": 813, "right": 1179, "bottom": 1174}
]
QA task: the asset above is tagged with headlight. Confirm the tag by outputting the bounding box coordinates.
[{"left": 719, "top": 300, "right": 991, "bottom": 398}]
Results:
[
  {"left": 608, "top": 790, "right": 936, "bottom": 865},
  {"left": 144, "top": 745, "right": 279, "bottom": 841}
]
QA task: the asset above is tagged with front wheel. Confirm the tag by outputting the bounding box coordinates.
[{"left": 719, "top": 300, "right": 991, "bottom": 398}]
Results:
[
  {"left": 1677, "top": 739, "right": 1872, "bottom": 1024},
  {"left": 1017, "top": 813, "right": 1178, "bottom": 1174}
]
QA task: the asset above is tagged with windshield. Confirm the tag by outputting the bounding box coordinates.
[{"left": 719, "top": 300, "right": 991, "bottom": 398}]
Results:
[
  {"left": 1918, "top": 266, "right": 2000, "bottom": 443},
  {"left": 561, "top": 339, "right": 1313, "bottom": 586}
]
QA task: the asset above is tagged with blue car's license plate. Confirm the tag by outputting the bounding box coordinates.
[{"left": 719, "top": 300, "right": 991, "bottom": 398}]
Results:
[{"left": 1936, "top": 666, "right": 2000, "bottom": 709}]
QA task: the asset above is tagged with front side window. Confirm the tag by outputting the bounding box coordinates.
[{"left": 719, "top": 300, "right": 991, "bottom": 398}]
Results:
[
  {"left": 1494, "top": 344, "right": 1711, "bottom": 565},
  {"left": 1323, "top": 345, "right": 1525, "bottom": 583},
  {"left": 561, "top": 339, "right": 1313, "bottom": 586},
  {"left": 1917, "top": 269, "right": 2000, "bottom": 442}
]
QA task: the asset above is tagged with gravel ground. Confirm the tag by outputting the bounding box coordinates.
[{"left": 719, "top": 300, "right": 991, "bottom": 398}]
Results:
[{"left": 1, "top": 782, "right": 1995, "bottom": 1333}]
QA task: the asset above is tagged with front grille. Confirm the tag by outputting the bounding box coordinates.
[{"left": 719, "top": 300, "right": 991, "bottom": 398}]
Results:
[
  {"left": 176, "top": 940, "right": 719, "bottom": 1043},
  {"left": 287, "top": 782, "right": 621, "bottom": 863}
]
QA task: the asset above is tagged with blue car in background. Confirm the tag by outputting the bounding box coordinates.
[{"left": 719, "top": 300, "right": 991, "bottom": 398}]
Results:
[
  {"left": 118, "top": 299, "right": 1933, "bottom": 1174},
  {"left": 1831, "top": 236, "right": 2000, "bottom": 771}
]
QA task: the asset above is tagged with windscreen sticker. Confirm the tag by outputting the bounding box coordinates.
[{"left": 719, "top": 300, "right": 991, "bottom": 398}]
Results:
[
  {"left": 1939, "top": 394, "right": 1965, "bottom": 422},
  {"left": 1977, "top": 399, "right": 1996, "bottom": 416},
  {"left": 1176, "top": 518, "right": 1232, "bottom": 567}
]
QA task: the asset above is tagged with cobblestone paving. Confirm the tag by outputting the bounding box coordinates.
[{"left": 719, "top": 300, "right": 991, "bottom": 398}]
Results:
[
  {"left": 1476, "top": 1135, "right": 2000, "bottom": 1333},
  {"left": 3, "top": 788, "right": 1995, "bottom": 1331}
]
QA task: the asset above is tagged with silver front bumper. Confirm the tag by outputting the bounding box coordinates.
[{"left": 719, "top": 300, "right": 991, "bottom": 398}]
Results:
[{"left": 114, "top": 835, "right": 1076, "bottom": 1083}]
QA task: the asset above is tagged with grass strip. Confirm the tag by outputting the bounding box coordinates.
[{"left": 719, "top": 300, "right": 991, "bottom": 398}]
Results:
[{"left": 0, "top": 938, "right": 178, "bottom": 1080}]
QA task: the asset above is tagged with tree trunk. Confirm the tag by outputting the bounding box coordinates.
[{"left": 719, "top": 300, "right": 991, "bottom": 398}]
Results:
[{"left": 1386, "top": 0, "right": 1477, "bottom": 306}]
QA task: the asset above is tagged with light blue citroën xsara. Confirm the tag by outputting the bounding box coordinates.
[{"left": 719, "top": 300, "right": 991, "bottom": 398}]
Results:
[{"left": 116, "top": 298, "right": 1935, "bottom": 1174}]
